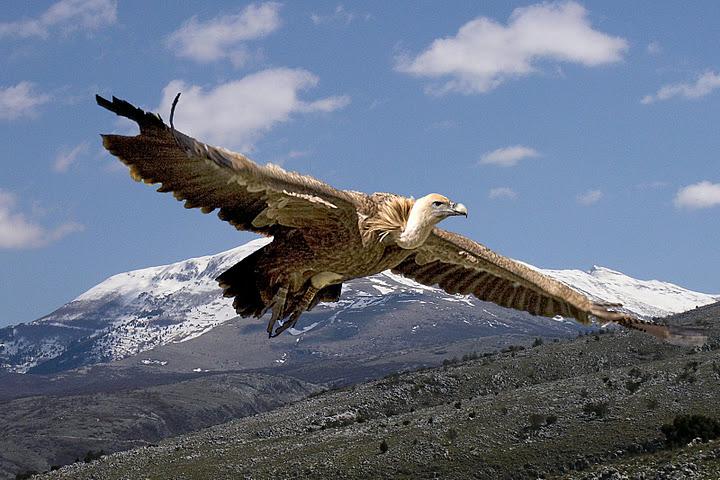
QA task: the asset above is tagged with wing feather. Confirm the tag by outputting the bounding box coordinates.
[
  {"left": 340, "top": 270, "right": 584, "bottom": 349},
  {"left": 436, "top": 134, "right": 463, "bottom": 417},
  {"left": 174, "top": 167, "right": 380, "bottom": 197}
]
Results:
[
  {"left": 96, "top": 95, "right": 363, "bottom": 235},
  {"left": 392, "top": 228, "right": 705, "bottom": 345}
]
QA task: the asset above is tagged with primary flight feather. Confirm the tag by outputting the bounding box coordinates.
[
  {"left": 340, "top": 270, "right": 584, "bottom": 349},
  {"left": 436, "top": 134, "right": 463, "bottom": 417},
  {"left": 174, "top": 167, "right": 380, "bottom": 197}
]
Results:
[{"left": 96, "top": 94, "right": 697, "bottom": 343}]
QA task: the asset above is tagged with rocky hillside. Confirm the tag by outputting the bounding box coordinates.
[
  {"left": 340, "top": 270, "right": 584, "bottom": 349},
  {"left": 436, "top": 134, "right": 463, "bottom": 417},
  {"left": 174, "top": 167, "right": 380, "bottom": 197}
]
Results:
[
  {"left": 0, "top": 368, "right": 319, "bottom": 480},
  {"left": 35, "top": 302, "right": 720, "bottom": 480},
  {"left": 1, "top": 239, "right": 716, "bottom": 375}
]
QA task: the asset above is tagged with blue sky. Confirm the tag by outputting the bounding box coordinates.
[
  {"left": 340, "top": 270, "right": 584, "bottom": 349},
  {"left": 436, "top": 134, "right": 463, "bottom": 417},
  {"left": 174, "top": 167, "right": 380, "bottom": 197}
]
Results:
[{"left": 1, "top": 0, "right": 719, "bottom": 327}]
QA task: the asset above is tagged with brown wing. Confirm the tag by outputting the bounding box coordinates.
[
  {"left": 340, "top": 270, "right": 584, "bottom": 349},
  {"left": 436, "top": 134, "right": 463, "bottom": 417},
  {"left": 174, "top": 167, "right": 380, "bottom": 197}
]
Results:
[
  {"left": 96, "top": 95, "right": 364, "bottom": 236},
  {"left": 392, "top": 228, "right": 703, "bottom": 345}
]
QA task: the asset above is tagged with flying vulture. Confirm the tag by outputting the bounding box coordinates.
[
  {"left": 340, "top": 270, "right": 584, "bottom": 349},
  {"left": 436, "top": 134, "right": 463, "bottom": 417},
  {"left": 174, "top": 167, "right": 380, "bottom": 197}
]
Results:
[{"left": 96, "top": 94, "right": 702, "bottom": 344}]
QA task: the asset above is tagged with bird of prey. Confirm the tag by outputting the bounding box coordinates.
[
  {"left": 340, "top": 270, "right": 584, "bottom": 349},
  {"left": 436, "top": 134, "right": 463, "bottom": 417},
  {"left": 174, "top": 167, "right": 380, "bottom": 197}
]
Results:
[{"left": 96, "top": 94, "right": 698, "bottom": 344}]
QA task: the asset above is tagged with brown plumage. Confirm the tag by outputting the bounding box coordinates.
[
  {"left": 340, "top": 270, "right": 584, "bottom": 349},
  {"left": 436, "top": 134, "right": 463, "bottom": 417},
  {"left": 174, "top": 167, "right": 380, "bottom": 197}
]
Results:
[{"left": 96, "top": 95, "right": 703, "bottom": 345}]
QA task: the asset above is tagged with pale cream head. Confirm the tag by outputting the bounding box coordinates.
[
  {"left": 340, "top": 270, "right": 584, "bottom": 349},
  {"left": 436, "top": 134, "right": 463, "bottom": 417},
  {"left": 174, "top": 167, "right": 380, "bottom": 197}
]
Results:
[{"left": 397, "top": 193, "right": 467, "bottom": 249}]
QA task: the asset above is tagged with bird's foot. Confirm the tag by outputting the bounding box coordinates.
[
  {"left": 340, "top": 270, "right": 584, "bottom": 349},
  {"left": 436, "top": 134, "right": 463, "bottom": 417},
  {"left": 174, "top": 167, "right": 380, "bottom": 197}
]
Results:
[
  {"left": 271, "top": 286, "right": 319, "bottom": 337},
  {"left": 270, "top": 311, "right": 302, "bottom": 338},
  {"left": 266, "top": 286, "right": 288, "bottom": 337}
]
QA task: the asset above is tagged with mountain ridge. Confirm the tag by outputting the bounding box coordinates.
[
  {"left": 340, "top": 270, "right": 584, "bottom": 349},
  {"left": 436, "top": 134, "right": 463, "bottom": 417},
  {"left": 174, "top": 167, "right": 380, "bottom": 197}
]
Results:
[{"left": 1, "top": 239, "right": 716, "bottom": 374}]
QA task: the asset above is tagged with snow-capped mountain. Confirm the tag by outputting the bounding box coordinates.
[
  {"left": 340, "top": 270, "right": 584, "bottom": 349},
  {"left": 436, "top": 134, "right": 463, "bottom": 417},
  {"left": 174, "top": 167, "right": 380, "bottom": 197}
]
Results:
[
  {"left": 542, "top": 266, "right": 717, "bottom": 319},
  {"left": 1, "top": 239, "right": 716, "bottom": 374}
]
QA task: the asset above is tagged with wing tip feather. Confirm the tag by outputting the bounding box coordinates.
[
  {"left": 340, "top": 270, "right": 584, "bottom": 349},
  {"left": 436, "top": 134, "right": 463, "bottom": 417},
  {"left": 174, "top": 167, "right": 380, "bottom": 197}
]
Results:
[{"left": 96, "top": 94, "right": 164, "bottom": 130}]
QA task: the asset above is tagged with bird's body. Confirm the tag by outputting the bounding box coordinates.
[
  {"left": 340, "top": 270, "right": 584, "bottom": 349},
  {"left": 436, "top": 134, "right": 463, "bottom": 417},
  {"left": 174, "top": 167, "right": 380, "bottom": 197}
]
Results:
[
  {"left": 96, "top": 94, "right": 703, "bottom": 344},
  {"left": 216, "top": 193, "right": 461, "bottom": 335}
]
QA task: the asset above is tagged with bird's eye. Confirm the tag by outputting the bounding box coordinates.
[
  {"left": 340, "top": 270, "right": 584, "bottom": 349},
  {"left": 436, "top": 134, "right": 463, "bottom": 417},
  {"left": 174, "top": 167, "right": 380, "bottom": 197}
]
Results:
[{"left": 432, "top": 201, "right": 443, "bottom": 207}]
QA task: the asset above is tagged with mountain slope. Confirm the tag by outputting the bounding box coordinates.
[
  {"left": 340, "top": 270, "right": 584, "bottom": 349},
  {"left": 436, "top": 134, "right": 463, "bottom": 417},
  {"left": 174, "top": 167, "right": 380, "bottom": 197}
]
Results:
[
  {"left": 33, "top": 303, "right": 720, "bottom": 480},
  {"left": 1, "top": 239, "right": 716, "bottom": 374},
  {"left": 542, "top": 265, "right": 717, "bottom": 319}
]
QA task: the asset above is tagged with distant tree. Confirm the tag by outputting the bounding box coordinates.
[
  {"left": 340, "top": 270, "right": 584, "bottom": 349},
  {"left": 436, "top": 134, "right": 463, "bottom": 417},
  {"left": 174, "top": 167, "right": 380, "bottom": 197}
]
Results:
[
  {"left": 662, "top": 414, "right": 720, "bottom": 446},
  {"left": 83, "top": 449, "right": 106, "bottom": 463},
  {"left": 532, "top": 338, "right": 543, "bottom": 347},
  {"left": 15, "top": 471, "right": 38, "bottom": 480},
  {"left": 583, "top": 401, "right": 609, "bottom": 418},
  {"left": 528, "top": 413, "right": 545, "bottom": 431}
]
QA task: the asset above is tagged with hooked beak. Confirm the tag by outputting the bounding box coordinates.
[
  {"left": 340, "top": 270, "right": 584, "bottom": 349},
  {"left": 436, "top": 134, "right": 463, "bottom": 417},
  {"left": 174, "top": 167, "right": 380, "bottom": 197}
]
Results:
[{"left": 449, "top": 202, "right": 468, "bottom": 217}]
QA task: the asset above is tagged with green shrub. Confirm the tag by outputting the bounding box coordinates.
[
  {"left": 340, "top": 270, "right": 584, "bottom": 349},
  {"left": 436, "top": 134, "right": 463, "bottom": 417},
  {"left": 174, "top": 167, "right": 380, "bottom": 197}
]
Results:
[
  {"left": 583, "top": 401, "right": 609, "bottom": 418},
  {"left": 83, "top": 449, "right": 106, "bottom": 463},
  {"left": 379, "top": 439, "right": 389, "bottom": 453},
  {"left": 15, "top": 471, "right": 38, "bottom": 480},
  {"left": 528, "top": 413, "right": 545, "bottom": 431},
  {"left": 661, "top": 414, "right": 720, "bottom": 446}
]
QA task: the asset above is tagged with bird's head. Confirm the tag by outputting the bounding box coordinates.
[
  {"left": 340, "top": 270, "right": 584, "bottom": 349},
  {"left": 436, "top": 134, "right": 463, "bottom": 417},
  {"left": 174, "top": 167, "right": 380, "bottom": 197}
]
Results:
[
  {"left": 393, "top": 193, "right": 467, "bottom": 249},
  {"left": 416, "top": 193, "right": 468, "bottom": 224}
]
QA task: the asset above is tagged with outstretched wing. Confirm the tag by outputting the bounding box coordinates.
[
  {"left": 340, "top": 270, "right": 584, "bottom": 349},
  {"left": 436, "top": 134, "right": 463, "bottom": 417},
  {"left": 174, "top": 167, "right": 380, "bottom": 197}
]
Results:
[
  {"left": 392, "top": 228, "right": 703, "bottom": 345},
  {"left": 96, "top": 95, "right": 363, "bottom": 236}
]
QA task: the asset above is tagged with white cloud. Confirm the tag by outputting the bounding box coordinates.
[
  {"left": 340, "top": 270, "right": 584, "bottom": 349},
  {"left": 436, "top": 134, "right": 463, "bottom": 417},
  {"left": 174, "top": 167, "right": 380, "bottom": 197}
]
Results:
[
  {"left": 53, "top": 142, "right": 89, "bottom": 172},
  {"left": 479, "top": 145, "right": 539, "bottom": 167},
  {"left": 488, "top": 187, "right": 517, "bottom": 200},
  {"left": 0, "top": 0, "right": 116, "bottom": 39},
  {"left": 577, "top": 189, "right": 602, "bottom": 205},
  {"left": 166, "top": 2, "right": 281, "bottom": 65},
  {"left": 0, "top": 82, "right": 51, "bottom": 120},
  {"left": 647, "top": 41, "right": 661, "bottom": 55},
  {"left": 396, "top": 1, "right": 627, "bottom": 94},
  {"left": 674, "top": 181, "right": 720, "bottom": 209},
  {"left": 0, "top": 189, "right": 83, "bottom": 249},
  {"left": 310, "top": 5, "right": 370, "bottom": 25},
  {"left": 642, "top": 71, "right": 720, "bottom": 104},
  {"left": 158, "top": 68, "right": 350, "bottom": 150}
]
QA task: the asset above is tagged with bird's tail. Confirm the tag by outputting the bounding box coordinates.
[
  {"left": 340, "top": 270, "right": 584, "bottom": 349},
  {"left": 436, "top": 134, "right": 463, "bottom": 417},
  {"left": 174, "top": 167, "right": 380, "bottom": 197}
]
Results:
[{"left": 217, "top": 248, "right": 267, "bottom": 318}]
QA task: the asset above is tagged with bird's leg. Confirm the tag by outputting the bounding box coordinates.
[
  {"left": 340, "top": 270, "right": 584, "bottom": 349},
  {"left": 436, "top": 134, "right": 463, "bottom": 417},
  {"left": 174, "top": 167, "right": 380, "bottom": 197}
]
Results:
[
  {"left": 271, "top": 272, "right": 342, "bottom": 337},
  {"left": 272, "top": 287, "right": 319, "bottom": 337},
  {"left": 265, "top": 286, "right": 288, "bottom": 337}
]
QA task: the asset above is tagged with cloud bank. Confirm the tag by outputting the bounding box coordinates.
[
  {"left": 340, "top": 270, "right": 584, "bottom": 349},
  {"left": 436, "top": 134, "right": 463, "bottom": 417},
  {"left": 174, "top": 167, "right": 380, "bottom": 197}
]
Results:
[
  {"left": 396, "top": 1, "right": 627, "bottom": 94},
  {"left": 158, "top": 68, "right": 350, "bottom": 150},
  {"left": 488, "top": 187, "right": 518, "bottom": 200},
  {"left": 675, "top": 181, "right": 720, "bottom": 209},
  {"left": 642, "top": 71, "right": 720, "bottom": 104},
  {"left": 0, "top": 82, "right": 51, "bottom": 120},
  {"left": 0, "top": 189, "right": 83, "bottom": 249},
  {"left": 577, "top": 189, "right": 603, "bottom": 205},
  {"left": 480, "top": 145, "right": 539, "bottom": 167},
  {"left": 0, "top": 0, "right": 116, "bottom": 39},
  {"left": 167, "top": 2, "right": 281, "bottom": 66}
]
